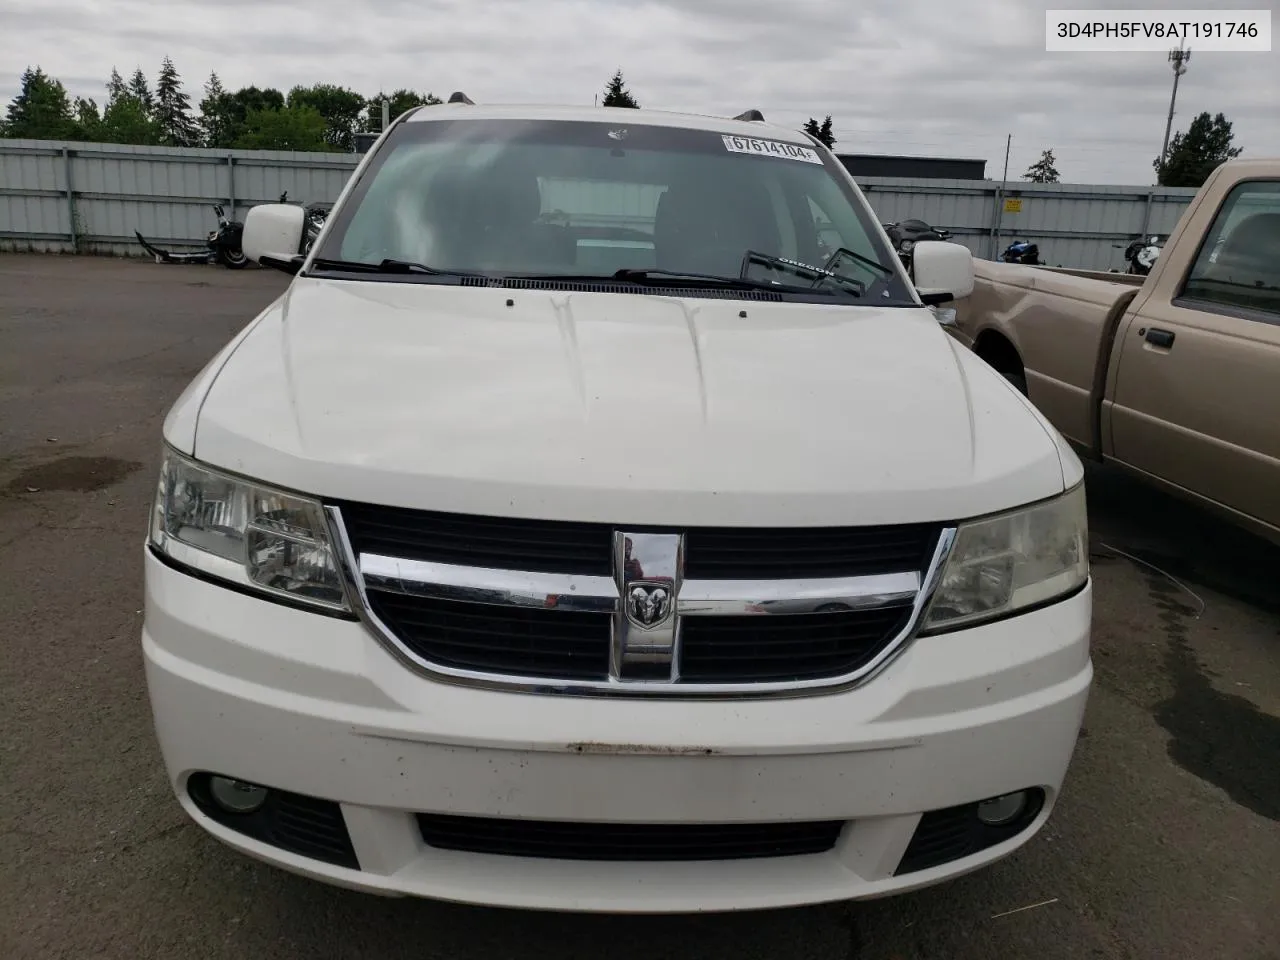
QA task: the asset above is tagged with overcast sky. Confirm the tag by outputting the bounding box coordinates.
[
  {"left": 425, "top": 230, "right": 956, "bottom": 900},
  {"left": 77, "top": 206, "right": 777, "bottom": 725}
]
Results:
[{"left": 2, "top": 0, "right": 1276, "bottom": 184}]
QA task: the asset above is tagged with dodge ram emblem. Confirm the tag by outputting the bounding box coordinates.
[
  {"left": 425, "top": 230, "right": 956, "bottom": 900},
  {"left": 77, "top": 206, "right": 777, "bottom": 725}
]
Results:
[{"left": 626, "top": 583, "right": 672, "bottom": 629}]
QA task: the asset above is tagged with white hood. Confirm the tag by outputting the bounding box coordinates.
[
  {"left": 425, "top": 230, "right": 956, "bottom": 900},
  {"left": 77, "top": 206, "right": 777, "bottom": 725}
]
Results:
[{"left": 183, "top": 277, "right": 1068, "bottom": 526}]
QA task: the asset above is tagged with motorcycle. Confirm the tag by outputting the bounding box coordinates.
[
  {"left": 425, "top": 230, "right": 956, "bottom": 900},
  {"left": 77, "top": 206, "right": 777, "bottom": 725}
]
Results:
[
  {"left": 302, "top": 201, "right": 332, "bottom": 254},
  {"left": 1115, "top": 234, "right": 1163, "bottom": 275},
  {"left": 136, "top": 192, "right": 329, "bottom": 268},
  {"left": 1000, "top": 240, "right": 1042, "bottom": 265},
  {"left": 883, "top": 218, "right": 952, "bottom": 270}
]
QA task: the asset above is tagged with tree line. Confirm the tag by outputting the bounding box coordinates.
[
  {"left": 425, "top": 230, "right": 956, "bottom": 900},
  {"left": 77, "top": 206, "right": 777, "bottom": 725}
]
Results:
[
  {"left": 0, "top": 62, "right": 444, "bottom": 152},
  {"left": 1018, "top": 112, "right": 1242, "bottom": 189},
  {"left": 1, "top": 64, "right": 1243, "bottom": 186}
]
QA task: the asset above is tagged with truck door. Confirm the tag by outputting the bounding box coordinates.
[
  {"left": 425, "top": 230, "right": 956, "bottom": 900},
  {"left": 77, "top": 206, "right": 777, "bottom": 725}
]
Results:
[{"left": 1108, "top": 178, "right": 1280, "bottom": 532}]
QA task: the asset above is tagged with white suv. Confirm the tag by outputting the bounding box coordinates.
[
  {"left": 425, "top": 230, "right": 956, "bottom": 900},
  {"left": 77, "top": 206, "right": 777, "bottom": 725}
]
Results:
[{"left": 143, "top": 100, "right": 1092, "bottom": 912}]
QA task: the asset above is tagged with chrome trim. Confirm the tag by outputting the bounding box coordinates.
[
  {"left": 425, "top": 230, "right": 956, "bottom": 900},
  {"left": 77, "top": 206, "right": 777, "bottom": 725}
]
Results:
[
  {"left": 611, "top": 531, "right": 684, "bottom": 681},
  {"left": 360, "top": 554, "right": 618, "bottom": 614},
  {"left": 328, "top": 504, "right": 960, "bottom": 700},
  {"left": 677, "top": 572, "right": 920, "bottom": 616},
  {"left": 359, "top": 553, "right": 919, "bottom": 618}
]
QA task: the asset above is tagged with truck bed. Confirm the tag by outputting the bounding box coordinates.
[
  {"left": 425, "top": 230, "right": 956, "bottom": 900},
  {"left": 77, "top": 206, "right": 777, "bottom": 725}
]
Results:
[{"left": 954, "top": 260, "right": 1143, "bottom": 450}]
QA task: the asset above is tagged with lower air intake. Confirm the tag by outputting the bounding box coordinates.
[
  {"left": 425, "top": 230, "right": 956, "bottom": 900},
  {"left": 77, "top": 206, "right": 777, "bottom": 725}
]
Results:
[{"left": 417, "top": 814, "right": 845, "bottom": 861}]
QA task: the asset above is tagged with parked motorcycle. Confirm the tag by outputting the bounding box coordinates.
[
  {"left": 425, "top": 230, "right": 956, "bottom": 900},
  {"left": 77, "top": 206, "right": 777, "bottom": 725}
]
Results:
[
  {"left": 302, "top": 201, "right": 332, "bottom": 254},
  {"left": 883, "top": 218, "right": 952, "bottom": 270},
  {"left": 136, "top": 192, "right": 329, "bottom": 268},
  {"left": 1000, "top": 240, "right": 1042, "bottom": 265},
  {"left": 1116, "top": 235, "right": 1163, "bottom": 275}
]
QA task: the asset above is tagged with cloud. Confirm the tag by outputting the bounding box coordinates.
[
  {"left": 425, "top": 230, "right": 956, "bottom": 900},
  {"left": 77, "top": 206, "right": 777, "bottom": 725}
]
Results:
[{"left": 2, "top": 0, "right": 1276, "bottom": 183}]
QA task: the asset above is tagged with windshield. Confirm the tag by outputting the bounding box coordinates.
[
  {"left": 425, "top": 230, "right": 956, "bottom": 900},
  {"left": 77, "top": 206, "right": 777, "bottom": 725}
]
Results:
[{"left": 314, "top": 118, "right": 915, "bottom": 304}]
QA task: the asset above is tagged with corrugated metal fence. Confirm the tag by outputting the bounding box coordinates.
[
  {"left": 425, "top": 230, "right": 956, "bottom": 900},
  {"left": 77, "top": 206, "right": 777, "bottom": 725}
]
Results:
[
  {"left": 0, "top": 138, "right": 1202, "bottom": 271},
  {"left": 0, "top": 139, "right": 355, "bottom": 257}
]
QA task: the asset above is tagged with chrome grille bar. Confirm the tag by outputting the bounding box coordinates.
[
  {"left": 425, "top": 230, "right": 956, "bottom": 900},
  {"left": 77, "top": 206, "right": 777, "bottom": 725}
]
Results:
[
  {"left": 360, "top": 553, "right": 920, "bottom": 617},
  {"left": 328, "top": 504, "right": 958, "bottom": 699},
  {"left": 360, "top": 554, "right": 618, "bottom": 614}
]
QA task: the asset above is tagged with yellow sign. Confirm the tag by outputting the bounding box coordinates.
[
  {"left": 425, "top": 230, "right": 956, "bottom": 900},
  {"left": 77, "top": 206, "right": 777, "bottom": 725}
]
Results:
[{"left": 1004, "top": 197, "right": 1023, "bottom": 213}]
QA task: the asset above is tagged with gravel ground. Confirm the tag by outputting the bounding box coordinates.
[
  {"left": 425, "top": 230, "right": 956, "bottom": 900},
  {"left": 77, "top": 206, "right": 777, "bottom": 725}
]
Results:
[{"left": 1, "top": 253, "right": 1277, "bottom": 960}]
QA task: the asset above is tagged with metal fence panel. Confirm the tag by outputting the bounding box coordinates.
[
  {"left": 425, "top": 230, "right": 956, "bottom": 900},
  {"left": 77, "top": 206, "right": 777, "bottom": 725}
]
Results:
[{"left": 0, "top": 137, "right": 1203, "bottom": 268}]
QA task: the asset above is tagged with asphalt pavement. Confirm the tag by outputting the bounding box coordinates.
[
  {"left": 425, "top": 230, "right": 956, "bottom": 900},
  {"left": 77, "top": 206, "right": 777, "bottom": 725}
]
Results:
[{"left": 1, "top": 253, "right": 1277, "bottom": 960}]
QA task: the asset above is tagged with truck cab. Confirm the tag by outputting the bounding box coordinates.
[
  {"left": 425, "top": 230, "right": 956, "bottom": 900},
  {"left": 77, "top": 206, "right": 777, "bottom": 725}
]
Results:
[{"left": 954, "top": 159, "right": 1280, "bottom": 543}]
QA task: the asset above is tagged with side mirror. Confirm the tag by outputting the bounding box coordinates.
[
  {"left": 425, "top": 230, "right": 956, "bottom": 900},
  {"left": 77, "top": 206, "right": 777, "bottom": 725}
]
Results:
[
  {"left": 912, "top": 240, "right": 974, "bottom": 305},
  {"left": 243, "top": 203, "right": 306, "bottom": 274}
]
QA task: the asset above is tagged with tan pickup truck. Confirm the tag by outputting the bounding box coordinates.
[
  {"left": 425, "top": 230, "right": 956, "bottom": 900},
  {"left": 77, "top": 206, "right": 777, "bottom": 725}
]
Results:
[{"left": 950, "top": 159, "right": 1280, "bottom": 543}]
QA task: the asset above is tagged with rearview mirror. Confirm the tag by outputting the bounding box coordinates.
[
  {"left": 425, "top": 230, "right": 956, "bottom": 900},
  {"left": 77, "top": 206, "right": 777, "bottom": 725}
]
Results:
[
  {"left": 912, "top": 240, "right": 974, "bottom": 305},
  {"left": 243, "top": 203, "right": 306, "bottom": 274}
]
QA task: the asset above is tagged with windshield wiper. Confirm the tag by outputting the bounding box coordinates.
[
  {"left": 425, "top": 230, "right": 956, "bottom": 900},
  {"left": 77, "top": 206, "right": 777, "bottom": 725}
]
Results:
[
  {"left": 740, "top": 250, "right": 867, "bottom": 297},
  {"left": 820, "top": 246, "right": 897, "bottom": 278},
  {"left": 308, "top": 257, "right": 484, "bottom": 279},
  {"left": 611, "top": 268, "right": 778, "bottom": 291},
  {"left": 501, "top": 269, "right": 808, "bottom": 294}
]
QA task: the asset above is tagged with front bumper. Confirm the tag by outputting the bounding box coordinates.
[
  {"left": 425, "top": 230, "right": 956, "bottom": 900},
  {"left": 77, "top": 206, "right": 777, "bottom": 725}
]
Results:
[{"left": 143, "top": 548, "right": 1092, "bottom": 912}]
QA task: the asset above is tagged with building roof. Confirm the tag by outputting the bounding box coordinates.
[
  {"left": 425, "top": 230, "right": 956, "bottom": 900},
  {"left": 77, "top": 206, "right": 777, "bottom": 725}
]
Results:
[{"left": 836, "top": 152, "right": 987, "bottom": 165}]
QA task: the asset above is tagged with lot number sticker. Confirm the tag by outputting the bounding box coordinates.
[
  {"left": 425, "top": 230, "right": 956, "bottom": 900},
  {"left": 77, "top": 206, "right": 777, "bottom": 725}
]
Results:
[{"left": 722, "top": 135, "right": 823, "bottom": 164}]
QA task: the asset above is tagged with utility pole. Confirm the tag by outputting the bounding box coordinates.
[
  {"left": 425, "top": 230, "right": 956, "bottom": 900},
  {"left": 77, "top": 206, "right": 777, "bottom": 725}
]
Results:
[
  {"left": 992, "top": 134, "right": 1012, "bottom": 259},
  {"left": 1159, "top": 45, "right": 1191, "bottom": 175},
  {"left": 381, "top": 97, "right": 390, "bottom": 131}
]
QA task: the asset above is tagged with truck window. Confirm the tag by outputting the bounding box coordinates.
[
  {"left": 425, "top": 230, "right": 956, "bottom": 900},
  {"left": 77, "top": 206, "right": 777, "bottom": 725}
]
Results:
[{"left": 1179, "top": 180, "right": 1280, "bottom": 323}]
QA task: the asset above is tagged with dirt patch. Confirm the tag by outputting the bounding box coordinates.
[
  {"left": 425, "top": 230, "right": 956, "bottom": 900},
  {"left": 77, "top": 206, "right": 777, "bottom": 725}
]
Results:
[{"left": 7, "top": 456, "right": 142, "bottom": 493}]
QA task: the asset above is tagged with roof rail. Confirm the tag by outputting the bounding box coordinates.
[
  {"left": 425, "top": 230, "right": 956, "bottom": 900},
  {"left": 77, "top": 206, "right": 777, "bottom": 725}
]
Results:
[
  {"left": 733, "top": 109, "right": 765, "bottom": 122},
  {"left": 448, "top": 91, "right": 475, "bottom": 105}
]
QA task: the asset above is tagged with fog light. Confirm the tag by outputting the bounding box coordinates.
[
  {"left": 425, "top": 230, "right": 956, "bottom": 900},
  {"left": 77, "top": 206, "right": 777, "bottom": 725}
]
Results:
[
  {"left": 209, "top": 776, "right": 268, "bottom": 814},
  {"left": 976, "top": 791, "right": 1028, "bottom": 826}
]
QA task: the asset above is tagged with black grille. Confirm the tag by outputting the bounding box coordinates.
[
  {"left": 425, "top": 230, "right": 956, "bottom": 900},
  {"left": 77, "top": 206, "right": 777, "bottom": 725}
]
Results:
[
  {"left": 680, "top": 604, "right": 913, "bottom": 683},
  {"left": 417, "top": 814, "right": 844, "bottom": 861},
  {"left": 896, "top": 789, "right": 1045, "bottom": 875},
  {"left": 340, "top": 502, "right": 613, "bottom": 576},
  {"left": 338, "top": 502, "right": 941, "bottom": 581},
  {"left": 368, "top": 592, "right": 611, "bottom": 680},
  {"left": 188, "top": 774, "right": 358, "bottom": 869},
  {"left": 685, "top": 524, "right": 940, "bottom": 580}
]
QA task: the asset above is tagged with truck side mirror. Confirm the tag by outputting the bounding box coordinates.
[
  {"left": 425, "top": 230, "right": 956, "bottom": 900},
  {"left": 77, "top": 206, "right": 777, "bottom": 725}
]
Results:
[
  {"left": 243, "top": 204, "right": 307, "bottom": 274},
  {"left": 912, "top": 241, "right": 974, "bottom": 305}
]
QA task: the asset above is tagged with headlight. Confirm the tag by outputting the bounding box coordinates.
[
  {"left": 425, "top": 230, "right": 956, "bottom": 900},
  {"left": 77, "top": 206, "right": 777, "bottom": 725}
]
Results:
[
  {"left": 149, "top": 448, "right": 349, "bottom": 612},
  {"left": 920, "top": 484, "right": 1088, "bottom": 633}
]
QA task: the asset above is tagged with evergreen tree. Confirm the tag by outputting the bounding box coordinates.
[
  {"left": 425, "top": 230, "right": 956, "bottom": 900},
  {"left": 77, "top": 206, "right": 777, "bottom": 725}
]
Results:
[
  {"left": 99, "top": 94, "right": 163, "bottom": 144},
  {"left": 1022, "top": 148, "right": 1061, "bottom": 183},
  {"left": 106, "top": 67, "right": 127, "bottom": 107},
  {"left": 198, "top": 72, "right": 234, "bottom": 147},
  {"left": 2, "top": 66, "right": 77, "bottom": 139},
  {"left": 803, "top": 116, "right": 835, "bottom": 148},
  {"left": 154, "top": 56, "right": 199, "bottom": 146},
  {"left": 1154, "top": 112, "right": 1243, "bottom": 187},
  {"left": 601, "top": 70, "right": 639, "bottom": 108},
  {"left": 128, "top": 67, "right": 153, "bottom": 114},
  {"left": 72, "top": 96, "right": 104, "bottom": 140}
]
